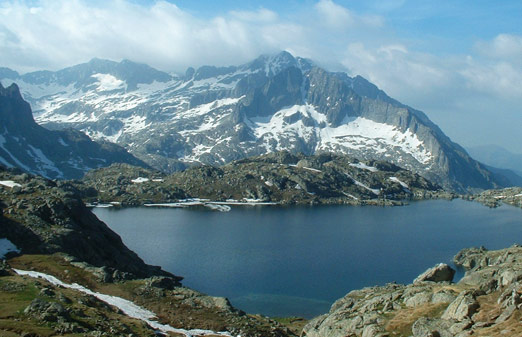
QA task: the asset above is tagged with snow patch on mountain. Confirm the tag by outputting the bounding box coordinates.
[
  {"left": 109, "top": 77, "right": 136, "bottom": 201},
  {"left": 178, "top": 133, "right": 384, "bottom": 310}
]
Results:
[
  {"left": 350, "top": 162, "right": 379, "bottom": 172},
  {"left": 248, "top": 104, "right": 433, "bottom": 164},
  {"left": 27, "top": 144, "right": 64, "bottom": 178},
  {"left": 0, "top": 133, "right": 32, "bottom": 172}
]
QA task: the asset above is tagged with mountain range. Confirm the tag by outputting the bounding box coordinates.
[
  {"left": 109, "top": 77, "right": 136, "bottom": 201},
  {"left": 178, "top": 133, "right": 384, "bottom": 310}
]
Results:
[
  {"left": 0, "top": 82, "right": 146, "bottom": 179},
  {"left": 0, "top": 52, "right": 504, "bottom": 192}
]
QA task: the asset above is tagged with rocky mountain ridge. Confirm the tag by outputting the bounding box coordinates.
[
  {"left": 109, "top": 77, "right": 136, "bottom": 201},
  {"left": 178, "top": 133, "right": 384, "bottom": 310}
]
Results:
[
  {"left": 0, "top": 165, "right": 170, "bottom": 280},
  {"left": 0, "top": 82, "right": 147, "bottom": 179},
  {"left": 0, "top": 52, "right": 502, "bottom": 192},
  {"left": 74, "top": 151, "right": 447, "bottom": 207}
]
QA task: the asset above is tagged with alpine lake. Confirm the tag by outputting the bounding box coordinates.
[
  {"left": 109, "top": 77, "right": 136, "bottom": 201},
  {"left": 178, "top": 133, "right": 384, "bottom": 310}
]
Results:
[{"left": 93, "top": 199, "right": 522, "bottom": 319}]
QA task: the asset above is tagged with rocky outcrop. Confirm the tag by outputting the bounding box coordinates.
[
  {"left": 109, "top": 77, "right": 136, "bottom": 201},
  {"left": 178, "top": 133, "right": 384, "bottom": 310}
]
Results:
[
  {"left": 0, "top": 165, "right": 175, "bottom": 280},
  {"left": 414, "top": 263, "right": 456, "bottom": 284},
  {"left": 465, "top": 187, "right": 522, "bottom": 208},
  {"left": 302, "top": 245, "right": 522, "bottom": 337},
  {"left": 76, "top": 152, "right": 447, "bottom": 207}
]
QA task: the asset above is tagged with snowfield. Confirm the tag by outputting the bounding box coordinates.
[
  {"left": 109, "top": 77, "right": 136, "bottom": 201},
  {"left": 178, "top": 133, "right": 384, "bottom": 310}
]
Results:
[{"left": 249, "top": 104, "right": 432, "bottom": 165}]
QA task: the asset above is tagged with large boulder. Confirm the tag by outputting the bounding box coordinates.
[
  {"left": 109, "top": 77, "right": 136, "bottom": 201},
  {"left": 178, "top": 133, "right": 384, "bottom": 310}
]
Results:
[
  {"left": 441, "top": 291, "right": 479, "bottom": 321},
  {"left": 414, "top": 263, "right": 455, "bottom": 283}
]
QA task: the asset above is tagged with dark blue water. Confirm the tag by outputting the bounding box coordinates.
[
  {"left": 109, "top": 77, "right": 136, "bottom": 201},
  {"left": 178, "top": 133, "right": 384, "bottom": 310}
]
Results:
[{"left": 93, "top": 199, "right": 522, "bottom": 318}]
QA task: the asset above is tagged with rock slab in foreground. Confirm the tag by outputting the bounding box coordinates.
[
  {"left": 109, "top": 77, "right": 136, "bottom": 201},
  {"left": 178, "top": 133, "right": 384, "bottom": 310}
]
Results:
[{"left": 303, "top": 245, "right": 522, "bottom": 337}]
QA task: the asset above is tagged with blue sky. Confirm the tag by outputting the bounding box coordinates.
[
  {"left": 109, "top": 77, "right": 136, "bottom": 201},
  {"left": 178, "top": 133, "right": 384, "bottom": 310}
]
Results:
[{"left": 1, "top": 0, "right": 521, "bottom": 153}]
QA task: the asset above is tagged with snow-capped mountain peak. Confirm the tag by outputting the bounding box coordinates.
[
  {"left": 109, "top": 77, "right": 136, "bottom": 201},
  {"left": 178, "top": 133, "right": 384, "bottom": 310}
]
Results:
[{"left": 0, "top": 52, "right": 501, "bottom": 191}]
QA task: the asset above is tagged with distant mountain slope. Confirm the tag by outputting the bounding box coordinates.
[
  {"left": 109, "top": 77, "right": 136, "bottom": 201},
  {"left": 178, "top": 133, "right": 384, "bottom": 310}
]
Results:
[
  {"left": 482, "top": 165, "right": 522, "bottom": 187},
  {"left": 467, "top": 144, "right": 522, "bottom": 177},
  {"left": 0, "top": 82, "right": 147, "bottom": 179},
  {"left": 0, "top": 52, "right": 503, "bottom": 192}
]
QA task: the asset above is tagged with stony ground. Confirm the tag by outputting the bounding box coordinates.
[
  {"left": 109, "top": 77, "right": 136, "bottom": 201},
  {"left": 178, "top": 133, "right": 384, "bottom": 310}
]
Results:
[
  {"left": 302, "top": 245, "right": 522, "bottom": 337},
  {"left": 1, "top": 254, "right": 294, "bottom": 337}
]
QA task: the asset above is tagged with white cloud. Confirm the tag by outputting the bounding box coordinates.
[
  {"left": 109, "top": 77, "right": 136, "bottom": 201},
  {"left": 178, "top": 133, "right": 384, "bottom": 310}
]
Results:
[
  {"left": 315, "top": 0, "right": 355, "bottom": 28},
  {"left": 460, "top": 60, "right": 522, "bottom": 98},
  {"left": 0, "top": 0, "right": 386, "bottom": 73},
  {"left": 343, "top": 42, "right": 451, "bottom": 101},
  {"left": 315, "top": 0, "right": 384, "bottom": 29},
  {"left": 230, "top": 8, "right": 279, "bottom": 23},
  {"left": 476, "top": 34, "right": 522, "bottom": 62}
]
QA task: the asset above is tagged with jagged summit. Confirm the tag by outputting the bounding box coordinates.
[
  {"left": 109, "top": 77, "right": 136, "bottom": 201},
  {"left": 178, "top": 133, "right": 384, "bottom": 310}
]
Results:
[
  {"left": 0, "top": 83, "right": 147, "bottom": 179},
  {"left": 0, "top": 53, "right": 503, "bottom": 192}
]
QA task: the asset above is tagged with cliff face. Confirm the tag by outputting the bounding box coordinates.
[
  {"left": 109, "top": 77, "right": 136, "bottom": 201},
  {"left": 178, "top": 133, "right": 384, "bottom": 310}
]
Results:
[{"left": 303, "top": 245, "right": 522, "bottom": 337}]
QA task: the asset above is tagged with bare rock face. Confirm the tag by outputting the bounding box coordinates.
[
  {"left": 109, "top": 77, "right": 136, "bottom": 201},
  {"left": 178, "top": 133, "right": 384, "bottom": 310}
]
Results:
[
  {"left": 414, "top": 263, "right": 456, "bottom": 284},
  {"left": 441, "top": 291, "right": 479, "bottom": 321},
  {"left": 77, "top": 153, "right": 445, "bottom": 207}
]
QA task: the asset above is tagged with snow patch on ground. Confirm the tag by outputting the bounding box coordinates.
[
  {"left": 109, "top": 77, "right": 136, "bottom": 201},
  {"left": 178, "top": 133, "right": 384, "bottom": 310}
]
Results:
[
  {"left": 13, "top": 269, "right": 234, "bottom": 336},
  {"left": 350, "top": 162, "right": 379, "bottom": 172},
  {"left": 0, "top": 180, "right": 22, "bottom": 188},
  {"left": 144, "top": 199, "right": 277, "bottom": 210},
  {"left": 389, "top": 176, "right": 409, "bottom": 189},
  {"left": 0, "top": 238, "right": 20, "bottom": 258},
  {"left": 342, "top": 192, "right": 359, "bottom": 200},
  {"left": 288, "top": 164, "right": 322, "bottom": 173},
  {"left": 131, "top": 177, "right": 150, "bottom": 183},
  {"left": 346, "top": 173, "right": 380, "bottom": 195}
]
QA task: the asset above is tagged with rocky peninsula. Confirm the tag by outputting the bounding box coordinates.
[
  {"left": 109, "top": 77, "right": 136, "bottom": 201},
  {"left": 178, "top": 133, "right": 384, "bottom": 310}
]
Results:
[
  {"left": 465, "top": 187, "right": 522, "bottom": 209},
  {"left": 73, "top": 151, "right": 451, "bottom": 208}
]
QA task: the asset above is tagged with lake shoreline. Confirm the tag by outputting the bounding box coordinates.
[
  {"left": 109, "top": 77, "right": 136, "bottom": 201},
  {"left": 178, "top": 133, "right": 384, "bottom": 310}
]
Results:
[{"left": 93, "top": 199, "right": 522, "bottom": 318}]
